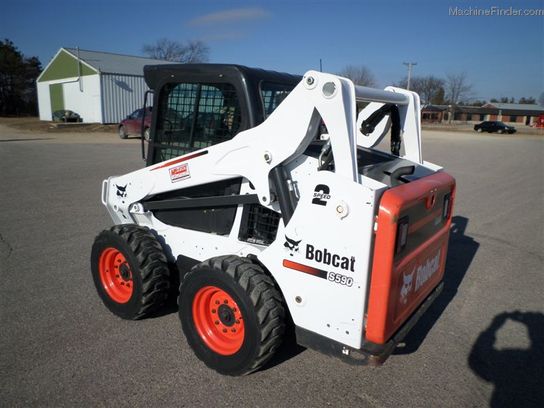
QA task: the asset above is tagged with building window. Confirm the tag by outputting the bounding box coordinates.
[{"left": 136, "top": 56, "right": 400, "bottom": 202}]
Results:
[{"left": 510, "top": 115, "right": 517, "bottom": 122}]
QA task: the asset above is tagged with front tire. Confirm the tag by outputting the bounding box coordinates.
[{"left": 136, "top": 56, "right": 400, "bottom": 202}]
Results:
[
  {"left": 91, "top": 225, "right": 170, "bottom": 319},
  {"left": 119, "top": 125, "right": 128, "bottom": 139},
  {"left": 477, "top": 128, "right": 483, "bottom": 133},
  {"left": 179, "top": 255, "right": 285, "bottom": 375}
]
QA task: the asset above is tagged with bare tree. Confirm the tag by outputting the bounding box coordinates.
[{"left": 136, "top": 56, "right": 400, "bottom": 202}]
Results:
[
  {"left": 182, "top": 40, "right": 210, "bottom": 63},
  {"left": 518, "top": 97, "right": 536, "bottom": 104},
  {"left": 395, "top": 75, "right": 445, "bottom": 105},
  {"left": 142, "top": 38, "right": 209, "bottom": 63},
  {"left": 445, "top": 72, "right": 473, "bottom": 104},
  {"left": 419, "top": 76, "right": 445, "bottom": 105},
  {"left": 339, "top": 65, "right": 377, "bottom": 87}
]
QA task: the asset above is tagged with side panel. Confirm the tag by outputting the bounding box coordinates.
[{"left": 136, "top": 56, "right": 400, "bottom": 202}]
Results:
[
  {"left": 259, "top": 171, "right": 381, "bottom": 349},
  {"left": 365, "top": 172, "right": 456, "bottom": 344},
  {"left": 101, "top": 74, "right": 151, "bottom": 124}
]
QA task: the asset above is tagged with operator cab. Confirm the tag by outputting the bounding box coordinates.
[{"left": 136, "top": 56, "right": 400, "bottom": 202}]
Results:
[
  {"left": 144, "top": 64, "right": 430, "bottom": 188},
  {"left": 144, "top": 64, "right": 301, "bottom": 166}
]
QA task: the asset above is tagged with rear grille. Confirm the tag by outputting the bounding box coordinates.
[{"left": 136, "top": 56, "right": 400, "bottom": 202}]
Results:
[{"left": 238, "top": 204, "right": 280, "bottom": 245}]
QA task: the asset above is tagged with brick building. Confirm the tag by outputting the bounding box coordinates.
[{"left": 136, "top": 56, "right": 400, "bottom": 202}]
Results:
[{"left": 421, "top": 103, "right": 544, "bottom": 126}]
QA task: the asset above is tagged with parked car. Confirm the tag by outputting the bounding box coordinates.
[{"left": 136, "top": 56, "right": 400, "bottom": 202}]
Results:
[
  {"left": 474, "top": 121, "right": 516, "bottom": 134},
  {"left": 119, "top": 107, "right": 152, "bottom": 140},
  {"left": 52, "top": 110, "right": 82, "bottom": 123}
]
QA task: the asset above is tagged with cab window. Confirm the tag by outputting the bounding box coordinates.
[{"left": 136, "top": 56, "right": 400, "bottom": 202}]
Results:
[
  {"left": 260, "top": 82, "right": 294, "bottom": 119},
  {"left": 153, "top": 82, "right": 242, "bottom": 163}
]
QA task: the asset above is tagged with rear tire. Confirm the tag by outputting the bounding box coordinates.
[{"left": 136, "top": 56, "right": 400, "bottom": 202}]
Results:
[
  {"left": 91, "top": 225, "right": 170, "bottom": 319},
  {"left": 179, "top": 255, "right": 285, "bottom": 375},
  {"left": 119, "top": 125, "right": 128, "bottom": 139}
]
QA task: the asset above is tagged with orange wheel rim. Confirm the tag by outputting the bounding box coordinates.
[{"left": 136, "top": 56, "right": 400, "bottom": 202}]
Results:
[
  {"left": 192, "top": 286, "right": 245, "bottom": 355},
  {"left": 98, "top": 247, "right": 133, "bottom": 303}
]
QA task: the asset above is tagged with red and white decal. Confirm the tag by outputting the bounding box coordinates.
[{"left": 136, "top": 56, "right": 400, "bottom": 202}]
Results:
[
  {"left": 283, "top": 259, "right": 354, "bottom": 287},
  {"left": 399, "top": 248, "right": 441, "bottom": 305},
  {"left": 150, "top": 150, "right": 208, "bottom": 171},
  {"left": 169, "top": 163, "right": 190, "bottom": 182}
]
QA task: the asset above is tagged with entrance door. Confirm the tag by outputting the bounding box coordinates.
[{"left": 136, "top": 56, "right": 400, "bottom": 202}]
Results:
[{"left": 49, "top": 83, "right": 64, "bottom": 114}]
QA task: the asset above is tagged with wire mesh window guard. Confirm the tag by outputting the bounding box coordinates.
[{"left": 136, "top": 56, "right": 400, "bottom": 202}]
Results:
[{"left": 153, "top": 82, "right": 242, "bottom": 162}]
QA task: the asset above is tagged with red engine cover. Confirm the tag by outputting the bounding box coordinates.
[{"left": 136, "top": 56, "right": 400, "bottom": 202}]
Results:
[{"left": 365, "top": 172, "right": 456, "bottom": 344}]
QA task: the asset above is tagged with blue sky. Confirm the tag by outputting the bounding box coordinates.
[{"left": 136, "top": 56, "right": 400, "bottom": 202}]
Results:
[{"left": 2, "top": 0, "right": 543, "bottom": 100}]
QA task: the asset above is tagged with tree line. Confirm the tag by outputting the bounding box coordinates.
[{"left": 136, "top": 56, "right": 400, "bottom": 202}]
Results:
[
  {"left": 0, "top": 39, "right": 42, "bottom": 116},
  {"left": 338, "top": 64, "right": 541, "bottom": 107}
]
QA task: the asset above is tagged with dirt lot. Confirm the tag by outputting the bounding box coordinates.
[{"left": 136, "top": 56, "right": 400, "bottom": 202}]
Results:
[
  {"left": 0, "top": 117, "right": 117, "bottom": 133},
  {"left": 0, "top": 124, "right": 542, "bottom": 407}
]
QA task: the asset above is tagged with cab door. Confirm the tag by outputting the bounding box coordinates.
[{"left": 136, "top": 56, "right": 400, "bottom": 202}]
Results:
[{"left": 147, "top": 82, "right": 244, "bottom": 166}]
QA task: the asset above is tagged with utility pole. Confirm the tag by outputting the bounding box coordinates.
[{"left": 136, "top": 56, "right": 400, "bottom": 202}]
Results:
[
  {"left": 319, "top": 59, "right": 323, "bottom": 72},
  {"left": 403, "top": 62, "right": 417, "bottom": 90}
]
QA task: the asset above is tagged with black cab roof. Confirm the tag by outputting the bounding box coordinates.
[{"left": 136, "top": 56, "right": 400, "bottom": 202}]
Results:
[{"left": 143, "top": 63, "right": 301, "bottom": 91}]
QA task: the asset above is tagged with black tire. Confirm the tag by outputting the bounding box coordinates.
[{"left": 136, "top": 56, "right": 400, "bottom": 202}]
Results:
[
  {"left": 91, "top": 224, "right": 170, "bottom": 319},
  {"left": 118, "top": 125, "right": 128, "bottom": 139},
  {"left": 179, "top": 255, "right": 285, "bottom": 375}
]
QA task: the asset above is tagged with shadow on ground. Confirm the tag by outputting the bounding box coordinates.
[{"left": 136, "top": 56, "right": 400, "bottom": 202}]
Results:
[
  {"left": 394, "top": 215, "right": 479, "bottom": 355},
  {"left": 468, "top": 311, "right": 544, "bottom": 408}
]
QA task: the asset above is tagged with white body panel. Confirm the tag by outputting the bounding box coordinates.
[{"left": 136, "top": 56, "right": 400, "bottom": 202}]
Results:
[{"left": 101, "top": 71, "right": 437, "bottom": 349}]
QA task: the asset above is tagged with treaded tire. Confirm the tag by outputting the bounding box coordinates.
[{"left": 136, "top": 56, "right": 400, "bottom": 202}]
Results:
[
  {"left": 179, "top": 255, "right": 285, "bottom": 375},
  {"left": 91, "top": 224, "right": 170, "bottom": 319},
  {"left": 118, "top": 125, "right": 128, "bottom": 139}
]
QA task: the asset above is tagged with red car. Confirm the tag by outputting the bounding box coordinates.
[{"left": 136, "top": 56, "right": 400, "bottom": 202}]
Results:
[{"left": 119, "top": 107, "right": 152, "bottom": 140}]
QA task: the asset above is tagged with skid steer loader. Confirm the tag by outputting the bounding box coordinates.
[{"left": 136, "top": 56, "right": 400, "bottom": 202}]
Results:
[{"left": 91, "top": 64, "right": 456, "bottom": 375}]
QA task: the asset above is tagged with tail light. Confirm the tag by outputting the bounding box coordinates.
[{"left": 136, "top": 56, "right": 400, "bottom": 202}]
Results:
[
  {"left": 443, "top": 193, "right": 452, "bottom": 220},
  {"left": 395, "top": 216, "right": 409, "bottom": 254}
]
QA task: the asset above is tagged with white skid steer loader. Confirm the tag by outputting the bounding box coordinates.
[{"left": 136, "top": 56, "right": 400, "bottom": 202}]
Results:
[{"left": 91, "top": 64, "right": 456, "bottom": 375}]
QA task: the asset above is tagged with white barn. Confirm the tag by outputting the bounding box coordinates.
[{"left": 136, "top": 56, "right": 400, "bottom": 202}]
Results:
[{"left": 37, "top": 48, "right": 173, "bottom": 123}]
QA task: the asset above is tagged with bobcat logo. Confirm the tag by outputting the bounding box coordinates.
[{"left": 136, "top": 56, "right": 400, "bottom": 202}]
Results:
[
  {"left": 115, "top": 184, "right": 127, "bottom": 198},
  {"left": 400, "top": 269, "right": 414, "bottom": 304},
  {"left": 284, "top": 235, "right": 301, "bottom": 256}
]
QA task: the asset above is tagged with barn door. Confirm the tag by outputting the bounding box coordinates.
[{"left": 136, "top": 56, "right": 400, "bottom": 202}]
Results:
[{"left": 49, "top": 83, "right": 64, "bottom": 113}]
